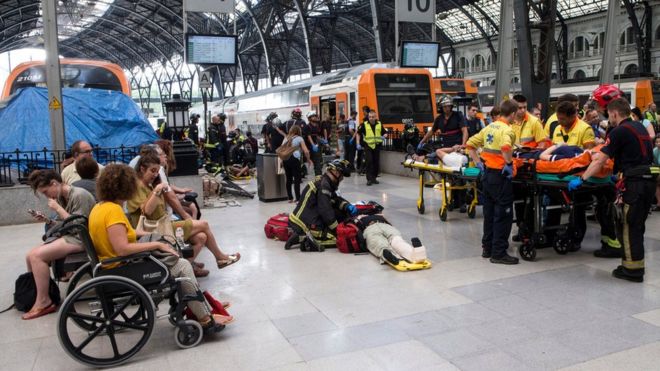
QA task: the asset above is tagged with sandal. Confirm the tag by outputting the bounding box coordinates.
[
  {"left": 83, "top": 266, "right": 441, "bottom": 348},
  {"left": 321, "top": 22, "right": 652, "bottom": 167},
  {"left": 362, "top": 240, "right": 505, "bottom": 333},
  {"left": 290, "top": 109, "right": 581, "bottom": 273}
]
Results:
[
  {"left": 22, "top": 302, "right": 57, "bottom": 320},
  {"left": 193, "top": 266, "right": 210, "bottom": 277},
  {"left": 213, "top": 314, "right": 235, "bottom": 325},
  {"left": 217, "top": 253, "right": 241, "bottom": 269},
  {"left": 193, "top": 261, "right": 205, "bottom": 269}
]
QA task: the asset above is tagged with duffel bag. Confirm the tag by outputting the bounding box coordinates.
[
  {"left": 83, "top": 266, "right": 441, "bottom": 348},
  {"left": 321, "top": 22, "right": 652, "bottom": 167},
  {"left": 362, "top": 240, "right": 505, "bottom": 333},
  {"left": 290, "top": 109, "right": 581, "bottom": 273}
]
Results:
[
  {"left": 264, "top": 213, "right": 291, "bottom": 241},
  {"left": 336, "top": 222, "right": 367, "bottom": 254}
]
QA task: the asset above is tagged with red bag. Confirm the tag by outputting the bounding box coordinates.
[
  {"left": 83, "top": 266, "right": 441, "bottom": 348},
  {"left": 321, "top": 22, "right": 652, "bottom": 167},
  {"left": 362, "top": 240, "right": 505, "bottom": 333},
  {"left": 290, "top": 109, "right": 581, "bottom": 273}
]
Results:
[
  {"left": 355, "top": 201, "right": 384, "bottom": 216},
  {"left": 184, "top": 290, "right": 230, "bottom": 319},
  {"left": 264, "top": 213, "right": 292, "bottom": 241},
  {"left": 336, "top": 222, "right": 367, "bottom": 254}
]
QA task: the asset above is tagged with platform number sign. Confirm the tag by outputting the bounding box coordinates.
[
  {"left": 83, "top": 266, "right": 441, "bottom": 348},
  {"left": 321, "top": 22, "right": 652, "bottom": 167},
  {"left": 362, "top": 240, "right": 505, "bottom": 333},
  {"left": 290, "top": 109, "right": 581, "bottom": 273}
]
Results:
[{"left": 397, "top": 0, "right": 435, "bottom": 23}]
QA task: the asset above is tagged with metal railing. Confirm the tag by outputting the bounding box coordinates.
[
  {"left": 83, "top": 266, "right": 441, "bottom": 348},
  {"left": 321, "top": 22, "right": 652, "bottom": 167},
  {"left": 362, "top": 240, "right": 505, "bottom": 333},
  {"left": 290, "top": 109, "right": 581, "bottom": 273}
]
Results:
[
  {"left": 0, "top": 145, "right": 140, "bottom": 187},
  {"left": 380, "top": 129, "right": 446, "bottom": 153}
]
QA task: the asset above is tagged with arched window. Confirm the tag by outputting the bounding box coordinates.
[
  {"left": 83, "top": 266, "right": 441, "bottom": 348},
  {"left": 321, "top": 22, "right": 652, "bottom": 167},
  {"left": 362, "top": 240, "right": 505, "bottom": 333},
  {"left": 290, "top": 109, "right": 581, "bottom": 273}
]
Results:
[
  {"left": 458, "top": 57, "right": 469, "bottom": 71},
  {"left": 551, "top": 72, "right": 558, "bottom": 80},
  {"left": 487, "top": 54, "right": 492, "bottom": 70},
  {"left": 471, "top": 54, "right": 486, "bottom": 72},
  {"left": 573, "top": 69, "right": 586, "bottom": 80},
  {"left": 620, "top": 26, "right": 634, "bottom": 48},
  {"left": 490, "top": 79, "right": 497, "bottom": 86},
  {"left": 593, "top": 32, "right": 605, "bottom": 54},
  {"left": 624, "top": 64, "right": 638, "bottom": 74},
  {"left": 511, "top": 76, "right": 520, "bottom": 84}
]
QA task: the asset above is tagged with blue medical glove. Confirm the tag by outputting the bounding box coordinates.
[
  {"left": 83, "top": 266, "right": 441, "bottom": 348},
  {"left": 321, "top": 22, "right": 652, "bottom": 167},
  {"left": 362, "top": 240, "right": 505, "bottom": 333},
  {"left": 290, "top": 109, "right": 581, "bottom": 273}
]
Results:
[
  {"left": 347, "top": 204, "right": 358, "bottom": 216},
  {"left": 312, "top": 144, "right": 319, "bottom": 152},
  {"left": 417, "top": 142, "right": 424, "bottom": 151},
  {"left": 476, "top": 162, "right": 485, "bottom": 173},
  {"left": 356, "top": 144, "right": 362, "bottom": 151},
  {"left": 501, "top": 163, "right": 514, "bottom": 180},
  {"left": 320, "top": 138, "right": 328, "bottom": 145},
  {"left": 568, "top": 177, "right": 583, "bottom": 191},
  {"left": 349, "top": 138, "right": 355, "bottom": 145}
]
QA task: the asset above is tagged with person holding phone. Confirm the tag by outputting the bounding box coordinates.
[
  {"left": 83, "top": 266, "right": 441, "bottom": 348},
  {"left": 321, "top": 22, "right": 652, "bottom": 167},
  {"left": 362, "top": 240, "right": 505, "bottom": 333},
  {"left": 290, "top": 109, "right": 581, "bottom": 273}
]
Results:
[{"left": 23, "top": 170, "right": 95, "bottom": 320}]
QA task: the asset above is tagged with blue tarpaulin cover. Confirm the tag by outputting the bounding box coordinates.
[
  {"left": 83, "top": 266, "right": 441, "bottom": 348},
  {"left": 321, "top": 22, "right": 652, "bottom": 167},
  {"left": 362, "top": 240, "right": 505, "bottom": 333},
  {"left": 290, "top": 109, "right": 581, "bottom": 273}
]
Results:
[{"left": 0, "top": 87, "right": 158, "bottom": 152}]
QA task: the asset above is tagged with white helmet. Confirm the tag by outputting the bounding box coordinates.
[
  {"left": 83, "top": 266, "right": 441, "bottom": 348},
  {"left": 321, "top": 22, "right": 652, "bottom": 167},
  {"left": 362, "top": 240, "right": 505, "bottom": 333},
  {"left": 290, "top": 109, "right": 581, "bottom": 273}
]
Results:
[
  {"left": 307, "top": 110, "right": 318, "bottom": 119},
  {"left": 272, "top": 117, "right": 282, "bottom": 126}
]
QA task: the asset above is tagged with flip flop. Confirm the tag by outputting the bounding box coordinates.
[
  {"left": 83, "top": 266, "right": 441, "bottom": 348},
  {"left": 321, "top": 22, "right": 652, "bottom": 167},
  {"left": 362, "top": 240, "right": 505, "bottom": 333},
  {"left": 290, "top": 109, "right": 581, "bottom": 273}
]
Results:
[
  {"left": 213, "top": 314, "right": 235, "bottom": 325},
  {"left": 22, "top": 303, "right": 57, "bottom": 320},
  {"left": 217, "top": 253, "right": 241, "bottom": 269}
]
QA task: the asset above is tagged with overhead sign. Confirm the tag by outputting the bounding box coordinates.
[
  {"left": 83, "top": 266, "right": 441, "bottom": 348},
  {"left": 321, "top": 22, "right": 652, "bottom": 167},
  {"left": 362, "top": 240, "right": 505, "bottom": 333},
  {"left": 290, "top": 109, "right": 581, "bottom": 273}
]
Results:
[
  {"left": 199, "top": 71, "right": 212, "bottom": 89},
  {"left": 49, "top": 96, "right": 62, "bottom": 110},
  {"left": 396, "top": 0, "right": 435, "bottom": 24},
  {"left": 185, "top": 0, "right": 235, "bottom": 13}
]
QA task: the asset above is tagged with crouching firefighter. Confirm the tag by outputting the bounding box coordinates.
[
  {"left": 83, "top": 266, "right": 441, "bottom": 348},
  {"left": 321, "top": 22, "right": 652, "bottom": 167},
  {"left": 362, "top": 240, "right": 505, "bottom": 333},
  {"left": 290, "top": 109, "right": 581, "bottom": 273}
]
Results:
[
  {"left": 285, "top": 160, "right": 358, "bottom": 251},
  {"left": 569, "top": 98, "right": 659, "bottom": 282}
]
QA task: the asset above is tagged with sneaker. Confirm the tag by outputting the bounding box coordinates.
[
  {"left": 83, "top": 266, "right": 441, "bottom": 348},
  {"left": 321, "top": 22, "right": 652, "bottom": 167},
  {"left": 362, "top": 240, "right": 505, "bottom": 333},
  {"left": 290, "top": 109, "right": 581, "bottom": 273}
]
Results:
[
  {"left": 382, "top": 249, "right": 401, "bottom": 265},
  {"left": 490, "top": 254, "right": 519, "bottom": 265},
  {"left": 481, "top": 249, "right": 492, "bottom": 258},
  {"left": 284, "top": 234, "right": 301, "bottom": 250},
  {"left": 366, "top": 181, "right": 373, "bottom": 186},
  {"left": 612, "top": 265, "right": 643, "bottom": 282},
  {"left": 411, "top": 237, "right": 422, "bottom": 247}
]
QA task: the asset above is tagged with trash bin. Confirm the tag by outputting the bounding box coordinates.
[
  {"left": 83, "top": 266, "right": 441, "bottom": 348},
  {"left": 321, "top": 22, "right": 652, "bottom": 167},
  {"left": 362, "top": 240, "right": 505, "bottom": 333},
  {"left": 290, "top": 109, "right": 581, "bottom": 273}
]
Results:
[
  {"left": 170, "top": 140, "right": 199, "bottom": 176},
  {"left": 257, "top": 153, "right": 288, "bottom": 202}
]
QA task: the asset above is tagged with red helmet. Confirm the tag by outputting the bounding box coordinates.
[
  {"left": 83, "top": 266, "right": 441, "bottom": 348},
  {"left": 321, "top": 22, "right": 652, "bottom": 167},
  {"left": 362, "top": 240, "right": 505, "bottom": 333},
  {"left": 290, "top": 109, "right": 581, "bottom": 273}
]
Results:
[{"left": 591, "top": 84, "right": 624, "bottom": 109}]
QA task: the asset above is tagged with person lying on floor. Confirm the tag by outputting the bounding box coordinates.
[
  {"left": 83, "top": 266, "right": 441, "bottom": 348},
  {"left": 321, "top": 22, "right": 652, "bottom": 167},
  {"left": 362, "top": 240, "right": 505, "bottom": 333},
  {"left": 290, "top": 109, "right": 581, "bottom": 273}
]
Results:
[
  {"left": 410, "top": 144, "right": 468, "bottom": 170},
  {"left": 350, "top": 212, "right": 430, "bottom": 271}
]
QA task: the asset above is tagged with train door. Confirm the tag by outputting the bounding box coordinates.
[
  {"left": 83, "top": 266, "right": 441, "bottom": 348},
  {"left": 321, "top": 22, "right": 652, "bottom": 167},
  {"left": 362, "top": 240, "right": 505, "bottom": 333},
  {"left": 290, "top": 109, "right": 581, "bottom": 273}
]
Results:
[{"left": 320, "top": 96, "right": 336, "bottom": 122}]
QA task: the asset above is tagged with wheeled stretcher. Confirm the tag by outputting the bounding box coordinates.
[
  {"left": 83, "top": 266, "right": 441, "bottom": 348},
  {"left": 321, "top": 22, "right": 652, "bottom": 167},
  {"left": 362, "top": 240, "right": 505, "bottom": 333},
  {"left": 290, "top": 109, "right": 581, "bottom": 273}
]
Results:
[
  {"left": 402, "top": 158, "right": 481, "bottom": 221},
  {"left": 512, "top": 158, "right": 614, "bottom": 261}
]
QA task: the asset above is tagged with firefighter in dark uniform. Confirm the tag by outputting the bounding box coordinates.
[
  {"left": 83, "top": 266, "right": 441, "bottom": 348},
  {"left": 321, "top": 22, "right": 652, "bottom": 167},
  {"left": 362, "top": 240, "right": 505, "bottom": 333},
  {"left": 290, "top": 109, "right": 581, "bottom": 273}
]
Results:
[
  {"left": 357, "top": 111, "right": 386, "bottom": 186},
  {"left": 419, "top": 95, "right": 469, "bottom": 211},
  {"left": 285, "top": 160, "right": 357, "bottom": 251},
  {"left": 569, "top": 98, "right": 659, "bottom": 282},
  {"left": 205, "top": 114, "right": 224, "bottom": 166},
  {"left": 466, "top": 99, "right": 520, "bottom": 265}
]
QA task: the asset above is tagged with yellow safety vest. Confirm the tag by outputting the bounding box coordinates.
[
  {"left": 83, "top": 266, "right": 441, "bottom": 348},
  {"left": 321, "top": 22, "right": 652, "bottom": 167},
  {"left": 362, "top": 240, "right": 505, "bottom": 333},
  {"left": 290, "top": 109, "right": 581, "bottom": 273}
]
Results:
[{"left": 363, "top": 121, "right": 383, "bottom": 149}]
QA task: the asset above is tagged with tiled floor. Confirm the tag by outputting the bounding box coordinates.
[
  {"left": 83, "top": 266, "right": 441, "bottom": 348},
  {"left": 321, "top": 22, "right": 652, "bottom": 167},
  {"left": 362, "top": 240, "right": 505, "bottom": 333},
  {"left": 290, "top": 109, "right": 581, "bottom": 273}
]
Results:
[{"left": 1, "top": 173, "right": 660, "bottom": 370}]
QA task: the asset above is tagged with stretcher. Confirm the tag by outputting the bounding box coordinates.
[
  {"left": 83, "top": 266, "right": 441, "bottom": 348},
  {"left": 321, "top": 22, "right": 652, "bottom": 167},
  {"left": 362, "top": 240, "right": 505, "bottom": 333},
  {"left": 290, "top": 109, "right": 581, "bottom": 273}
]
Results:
[
  {"left": 402, "top": 158, "right": 480, "bottom": 221},
  {"left": 512, "top": 158, "right": 614, "bottom": 261}
]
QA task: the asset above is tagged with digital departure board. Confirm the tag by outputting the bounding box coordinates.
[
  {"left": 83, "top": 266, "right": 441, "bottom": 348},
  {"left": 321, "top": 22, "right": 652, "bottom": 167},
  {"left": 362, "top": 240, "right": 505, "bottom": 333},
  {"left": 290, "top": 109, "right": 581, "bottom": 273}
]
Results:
[
  {"left": 186, "top": 34, "right": 237, "bottom": 65},
  {"left": 400, "top": 41, "right": 440, "bottom": 68}
]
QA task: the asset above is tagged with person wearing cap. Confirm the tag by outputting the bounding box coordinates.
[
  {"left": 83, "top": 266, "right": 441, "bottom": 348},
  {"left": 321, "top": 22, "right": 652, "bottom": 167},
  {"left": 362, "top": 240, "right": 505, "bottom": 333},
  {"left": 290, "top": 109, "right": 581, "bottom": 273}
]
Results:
[
  {"left": 570, "top": 98, "right": 657, "bottom": 282},
  {"left": 357, "top": 110, "right": 386, "bottom": 186},
  {"left": 466, "top": 99, "right": 519, "bottom": 265},
  {"left": 285, "top": 159, "right": 357, "bottom": 251},
  {"left": 304, "top": 110, "right": 323, "bottom": 176},
  {"left": 419, "top": 95, "right": 469, "bottom": 209}
]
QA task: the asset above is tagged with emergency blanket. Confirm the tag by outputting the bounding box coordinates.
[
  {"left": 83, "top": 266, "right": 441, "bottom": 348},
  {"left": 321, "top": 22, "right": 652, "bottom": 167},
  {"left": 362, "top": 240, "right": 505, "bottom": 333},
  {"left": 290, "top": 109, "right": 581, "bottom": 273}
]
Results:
[
  {"left": 513, "top": 150, "right": 613, "bottom": 178},
  {"left": 0, "top": 87, "right": 157, "bottom": 152}
]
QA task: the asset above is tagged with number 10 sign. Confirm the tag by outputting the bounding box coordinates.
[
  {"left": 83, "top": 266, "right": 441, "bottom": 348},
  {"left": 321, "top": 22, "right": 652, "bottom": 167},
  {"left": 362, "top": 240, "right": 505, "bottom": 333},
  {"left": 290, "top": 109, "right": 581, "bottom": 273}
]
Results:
[{"left": 396, "top": 0, "right": 435, "bottom": 24}]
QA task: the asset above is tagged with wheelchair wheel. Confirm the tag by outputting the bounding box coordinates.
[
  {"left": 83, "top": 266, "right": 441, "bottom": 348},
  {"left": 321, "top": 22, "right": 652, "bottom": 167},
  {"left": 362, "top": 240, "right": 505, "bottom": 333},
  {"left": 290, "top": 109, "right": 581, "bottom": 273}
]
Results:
[
  {"left": 65, "top": 263, "right": 99, "bottom": 331},
  {"left": 519, "top": 242, "right": 537, "bottom": 261},
  {"left": 58, "top": 276, "right": 155, "bottom": 368},
  {"left": 174, "top": 320, "right": 203, "bottom": 349}
]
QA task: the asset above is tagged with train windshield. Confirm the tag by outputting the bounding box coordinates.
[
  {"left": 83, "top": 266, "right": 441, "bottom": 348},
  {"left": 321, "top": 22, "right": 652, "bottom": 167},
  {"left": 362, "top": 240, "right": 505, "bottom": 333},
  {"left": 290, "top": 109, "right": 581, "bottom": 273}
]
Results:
[
  {"left": 374, "top": 74, "right": 434, "bottom": 124},
  {"left": 478, "top": 92, "right": 495, "bottom": 109},
  {"left": 10, "top": 64, "right": 123, "bottom": 95},
  {"left": 652, "top": 81, "right": 660, "bottom": 105}
]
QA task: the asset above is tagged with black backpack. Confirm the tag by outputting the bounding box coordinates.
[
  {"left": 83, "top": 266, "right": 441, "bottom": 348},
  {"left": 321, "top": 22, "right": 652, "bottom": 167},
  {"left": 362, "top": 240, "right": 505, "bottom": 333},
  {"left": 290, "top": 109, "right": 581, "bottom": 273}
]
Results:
[{"left": 2, "top": 272, "right": 61, "bottom": 313}]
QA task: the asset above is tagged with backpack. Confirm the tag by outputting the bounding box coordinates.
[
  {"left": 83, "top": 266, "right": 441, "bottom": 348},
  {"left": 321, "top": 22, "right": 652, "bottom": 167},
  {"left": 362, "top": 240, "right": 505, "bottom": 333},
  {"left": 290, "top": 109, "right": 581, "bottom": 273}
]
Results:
[
  {"left": 336, "top": 222, "right": 367, "bottom": 254},
  {"left": 11, "top": 272, "right": 61, "bottom": 313},
  {"left": 276, "top": 138, "right": 298, "bottom": 161},
  {"left": 264, "top": 213, "right": 292, "bottom": 241}
]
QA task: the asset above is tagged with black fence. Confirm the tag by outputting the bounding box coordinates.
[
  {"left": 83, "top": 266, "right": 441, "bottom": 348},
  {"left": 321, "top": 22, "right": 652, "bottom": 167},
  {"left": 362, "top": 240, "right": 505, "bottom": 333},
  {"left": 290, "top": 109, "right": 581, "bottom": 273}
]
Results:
[
  {"left": 380, "top": 129, "right": 446, "bottom": 153},
  {"left": 0, "top": 145, "right": 140, "bottom": 187}
]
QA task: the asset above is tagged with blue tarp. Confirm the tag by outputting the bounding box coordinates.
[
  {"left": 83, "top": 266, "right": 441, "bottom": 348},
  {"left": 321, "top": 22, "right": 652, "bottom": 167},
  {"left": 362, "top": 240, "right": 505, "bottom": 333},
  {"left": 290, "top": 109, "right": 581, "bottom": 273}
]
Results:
[{"left": 0, "top": 87, "right": 158, "bottom": 152}]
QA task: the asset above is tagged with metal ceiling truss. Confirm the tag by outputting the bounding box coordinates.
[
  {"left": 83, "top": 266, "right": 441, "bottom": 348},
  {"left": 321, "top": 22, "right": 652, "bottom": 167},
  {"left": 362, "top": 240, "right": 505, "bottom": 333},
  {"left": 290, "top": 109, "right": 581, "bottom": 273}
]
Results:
[{"left": 622, "top": 0, "right": 652, "bottom": 74}]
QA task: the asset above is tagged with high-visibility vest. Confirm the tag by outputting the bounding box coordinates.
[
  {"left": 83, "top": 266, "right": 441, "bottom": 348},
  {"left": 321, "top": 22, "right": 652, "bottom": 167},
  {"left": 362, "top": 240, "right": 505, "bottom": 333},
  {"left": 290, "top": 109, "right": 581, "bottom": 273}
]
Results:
[{"left": 363, "top": 121, "right": 383, "bottom": 149}]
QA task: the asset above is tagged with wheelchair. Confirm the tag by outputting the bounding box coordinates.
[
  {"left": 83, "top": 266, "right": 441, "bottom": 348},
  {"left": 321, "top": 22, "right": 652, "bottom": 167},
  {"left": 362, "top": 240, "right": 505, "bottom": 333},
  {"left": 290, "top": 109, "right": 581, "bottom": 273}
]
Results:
[{"left": 55, "top": 223, "right": 224, "bottom": 368}]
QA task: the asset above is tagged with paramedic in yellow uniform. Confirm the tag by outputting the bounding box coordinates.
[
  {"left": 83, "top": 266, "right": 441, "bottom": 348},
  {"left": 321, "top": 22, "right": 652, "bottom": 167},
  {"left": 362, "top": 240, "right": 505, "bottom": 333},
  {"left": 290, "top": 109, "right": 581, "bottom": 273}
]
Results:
[
  {"left": 512, "top": 94, "right": 549, "bottom": 149},
  {"left": 467, "top": 99, "right": 519, "bottom": 265},
  {"left": 544, "top": 93, "right": 580, "bottom": 139},
  {"left": 550, "top": 101, "right": 596, "bottom": 149}
]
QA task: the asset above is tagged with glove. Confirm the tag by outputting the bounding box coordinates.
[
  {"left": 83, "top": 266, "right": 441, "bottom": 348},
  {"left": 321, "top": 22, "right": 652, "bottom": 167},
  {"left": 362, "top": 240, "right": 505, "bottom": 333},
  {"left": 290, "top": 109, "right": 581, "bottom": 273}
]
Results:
[
  {"left": 349, "top": 138, "right": 355, "bottom": 145},
  {"left": 476, "top": 162, "right": 485, "bottom": 173},
  {"left": 356, "top": 144, "right": 363, "bottom": 151},
  {"left": 347, "top": 204, "right": 358, "bottom": 216},
  {"left": 609, "top": 175, "right": 618, "bottom": 184},
  {"left": 320, "top": 138, "right": 328, "bottom": 145},
  {"left": 501, "top": 163, "right": 514, "bottom": 180},
  {"left": 312, "top": 144, "right": 319, "bottom": 152},
  {"left": 381, "top": 136, "right": 387, "bottom": 141},
  {"left": 417, "top": 142, "right": 424, "bottom": 151},
  {"left": 568, "top": 177, "right": 583, "bottom": 192}
]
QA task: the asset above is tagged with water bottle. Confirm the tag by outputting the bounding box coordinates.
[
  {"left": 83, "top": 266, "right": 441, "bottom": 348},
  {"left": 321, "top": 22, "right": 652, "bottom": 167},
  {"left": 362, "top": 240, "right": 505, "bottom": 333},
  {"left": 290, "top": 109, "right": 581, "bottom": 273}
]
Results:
[{"left": 175, "top": 227, "right": 185, "bottom": 248}]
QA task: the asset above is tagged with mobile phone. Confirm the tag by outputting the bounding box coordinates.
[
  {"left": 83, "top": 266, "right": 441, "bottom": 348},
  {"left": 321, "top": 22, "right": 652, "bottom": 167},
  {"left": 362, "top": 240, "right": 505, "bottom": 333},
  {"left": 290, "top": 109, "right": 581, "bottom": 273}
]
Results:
[{"left": 27, "top": 209, "right": 37, "bottom": 216}]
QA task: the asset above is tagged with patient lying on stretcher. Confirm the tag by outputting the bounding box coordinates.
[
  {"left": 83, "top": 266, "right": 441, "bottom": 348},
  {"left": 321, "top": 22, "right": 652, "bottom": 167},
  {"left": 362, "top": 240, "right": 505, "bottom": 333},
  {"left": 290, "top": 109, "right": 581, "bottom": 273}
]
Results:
[
  {"left": 515, "top": 143, "right": 587, "bottom": 161},
  {"left": 409, "top": 144, "right": 469, "bottom": 171}
]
